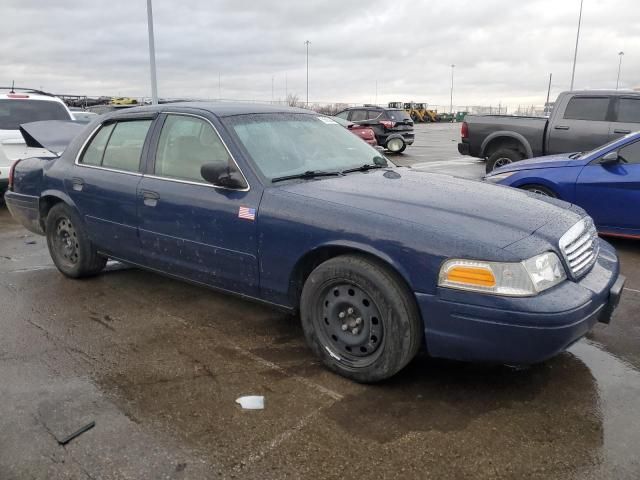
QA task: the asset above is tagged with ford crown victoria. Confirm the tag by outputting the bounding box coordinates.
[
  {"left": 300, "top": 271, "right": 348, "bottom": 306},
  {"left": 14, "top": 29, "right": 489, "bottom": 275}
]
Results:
[{"left": 5, "top": 103, "right": 624, "bottom": 382}]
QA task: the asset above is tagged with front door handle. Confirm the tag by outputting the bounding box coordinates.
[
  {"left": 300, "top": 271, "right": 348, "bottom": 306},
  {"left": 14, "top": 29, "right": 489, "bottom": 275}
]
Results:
[
  {"left": 614, "top": 129, "right": 631, "bottom": 134},
  {"left": 142, "top": 190, "right": 160, "bottom": 207},
  {"left": 554, "top": 125, "right": 570, "bottom": 130},
  {"left": 71, "top": 177, "right": 84, "bottom": 192}
]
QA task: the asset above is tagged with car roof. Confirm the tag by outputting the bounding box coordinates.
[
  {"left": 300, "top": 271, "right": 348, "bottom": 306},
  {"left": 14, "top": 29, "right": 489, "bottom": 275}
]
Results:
[{"left": 105, "top": 102, "right": 314, "bottom": 119}]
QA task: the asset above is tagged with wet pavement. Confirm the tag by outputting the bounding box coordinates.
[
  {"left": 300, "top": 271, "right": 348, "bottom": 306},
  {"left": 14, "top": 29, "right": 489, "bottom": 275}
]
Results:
[{"left": 1, "top": 123, "right": 639, "bottom": 479}]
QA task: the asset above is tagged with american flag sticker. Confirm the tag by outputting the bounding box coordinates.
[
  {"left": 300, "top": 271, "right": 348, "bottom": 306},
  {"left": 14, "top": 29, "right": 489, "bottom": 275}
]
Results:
[{"left": 238, "top": 206, "right": 256, "bottom": 221}]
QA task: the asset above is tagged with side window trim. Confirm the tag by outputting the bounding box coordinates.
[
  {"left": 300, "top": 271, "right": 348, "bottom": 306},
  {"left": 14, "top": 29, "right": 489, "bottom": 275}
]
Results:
[
  {"left": 145, "top": 111, "right": 250, "bottom": 191},
  {"left": 75, "top": 116, "right": 156, "bottom": 176}
]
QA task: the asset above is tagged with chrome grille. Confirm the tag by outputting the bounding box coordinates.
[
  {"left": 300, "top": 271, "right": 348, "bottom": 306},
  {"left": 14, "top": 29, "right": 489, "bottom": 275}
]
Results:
[{"left": 559, "top": 218, "right": 599, "bottom": 279}]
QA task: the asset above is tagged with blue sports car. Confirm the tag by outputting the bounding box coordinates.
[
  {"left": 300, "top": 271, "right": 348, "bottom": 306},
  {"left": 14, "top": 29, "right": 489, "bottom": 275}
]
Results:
[
  {"left": 4, "top": 104, "right": 624, "bottom": 382},
  {"left": 485, "top": 131, "right": 640, "bottom": 239}
]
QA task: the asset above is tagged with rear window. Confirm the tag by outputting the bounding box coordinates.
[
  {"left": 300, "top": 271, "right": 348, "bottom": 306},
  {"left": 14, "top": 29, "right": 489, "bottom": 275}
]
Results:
[
  {"left": 385, "top": 109, "right": 411, "bottom": 121},
  {"left": 0, "top": 99, "right": 71, "bottom": 130},
  {"left": 563, "top": 97, "right": 609, "bottom": 121}
]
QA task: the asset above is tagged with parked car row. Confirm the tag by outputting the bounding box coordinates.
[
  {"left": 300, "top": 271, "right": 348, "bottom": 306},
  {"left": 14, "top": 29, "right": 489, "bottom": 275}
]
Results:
[{"left": 4, "top": 102, "right": 624, "bottom": 382}]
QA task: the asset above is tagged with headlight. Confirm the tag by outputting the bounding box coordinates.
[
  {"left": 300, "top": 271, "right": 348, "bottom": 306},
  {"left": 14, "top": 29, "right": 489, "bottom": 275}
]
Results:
[
  {"left": 485, "top": 171, "right": 515, "bottom": 183},
  {"left": 438, "top": 252, "right": 566, "bottom": 296}
]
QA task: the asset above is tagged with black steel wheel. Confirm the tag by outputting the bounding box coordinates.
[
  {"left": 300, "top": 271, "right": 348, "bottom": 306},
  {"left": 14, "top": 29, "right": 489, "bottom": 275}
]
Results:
[
  {"left": 316, "top": 282, "right": 385, "bottom": 368},
  {"left": 300, "top": 254, "right": 422, "bottom": 383},
  {"left": 52, "top": 216, "right": 80, "bottom": 267},
  {"left": 46, "top": 203, "right": 107, "bottom": 278}
]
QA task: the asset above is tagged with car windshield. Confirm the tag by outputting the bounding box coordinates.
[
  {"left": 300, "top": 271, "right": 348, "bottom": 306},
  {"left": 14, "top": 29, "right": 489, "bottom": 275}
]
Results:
[
  {"left": 0, "top": 99, "right": 71, "bottom": 130},
  {"left": 226, "top": 113, "right": 391, "bottom": 181}
]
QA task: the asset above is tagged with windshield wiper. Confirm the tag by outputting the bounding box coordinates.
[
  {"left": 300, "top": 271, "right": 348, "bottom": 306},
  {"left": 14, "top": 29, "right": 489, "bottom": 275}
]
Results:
[
  {"left": 341, "top": 158, "right": 389, "bottom": 174},
  {"left": 271, "top": 170, "right": 342, "bottom": 183},
  {"left": 568, "top": 152, "right": 583, "bottom": 159}
]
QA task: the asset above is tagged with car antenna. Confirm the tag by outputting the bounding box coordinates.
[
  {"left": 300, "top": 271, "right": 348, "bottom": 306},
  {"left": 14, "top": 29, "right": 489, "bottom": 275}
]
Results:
[{"left": 10, "top": 80, "right": 15, "bottom": 94}]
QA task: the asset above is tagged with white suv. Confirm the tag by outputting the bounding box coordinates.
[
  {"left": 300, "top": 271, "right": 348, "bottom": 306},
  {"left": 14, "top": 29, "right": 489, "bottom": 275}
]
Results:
[{"left": 0, "top": 88, "right": 73, "bottom": 194}]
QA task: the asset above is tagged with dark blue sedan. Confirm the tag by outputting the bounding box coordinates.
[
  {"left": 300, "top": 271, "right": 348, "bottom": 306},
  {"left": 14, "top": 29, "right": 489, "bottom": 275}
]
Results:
[
  {"left": 486, "top": 132, "right": 640, "bottom": 239},
  {"left": 5, "top": 103, "right": 624, "bottom": 382}
]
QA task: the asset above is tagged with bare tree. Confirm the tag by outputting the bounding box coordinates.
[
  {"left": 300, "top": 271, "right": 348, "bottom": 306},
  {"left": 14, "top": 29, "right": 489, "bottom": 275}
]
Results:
[{"left": 287, "top": 93, "right": 303, "bottom": 108}]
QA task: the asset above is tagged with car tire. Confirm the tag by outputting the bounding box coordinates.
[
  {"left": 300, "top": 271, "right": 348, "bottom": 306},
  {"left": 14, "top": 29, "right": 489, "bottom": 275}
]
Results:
[
  {"left": 300, "top": 254, "right": 422, "bottom": 383},
  {"left": 386, "top": 137, "right": 406, "bottom": 153},
  {"left": 521, "top": 185, "right": 557, "bottom": 198},
  {"left": 486, "top": 148, "right": 524, "bottom": 173},
  {"left": 45, "top": 203, "right": 107, "bottom": 278}
]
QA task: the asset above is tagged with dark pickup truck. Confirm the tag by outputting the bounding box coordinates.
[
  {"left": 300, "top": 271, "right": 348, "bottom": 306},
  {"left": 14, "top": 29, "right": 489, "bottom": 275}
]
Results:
[{"left": 458, "top": 90, "right": 640, "bottom": 173}]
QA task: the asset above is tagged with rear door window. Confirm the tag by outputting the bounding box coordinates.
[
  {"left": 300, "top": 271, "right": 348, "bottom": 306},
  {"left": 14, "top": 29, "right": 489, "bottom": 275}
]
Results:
[
  {"left": 80, "top": 120, "right": 151, "bottom": 172},
  {"left": 81, "top": 123, "right": 115, "bottom": 166},
  {"left": 563, "top": 97, "right": 610, "bottom": 121},
  {"left": 615, "top": 98, "right": 640, "bottom": 123}
]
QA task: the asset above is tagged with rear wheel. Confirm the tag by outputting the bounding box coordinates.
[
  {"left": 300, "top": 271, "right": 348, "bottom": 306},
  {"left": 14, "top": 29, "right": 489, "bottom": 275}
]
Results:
[
  {"left": 386, "top": 137, "right": 406, "bottom": 153},
  {"left": 300, "top": 254, "right": 422, "bottom": 383},
  {"left": 486, "top": 148, "right": 524, "bottom": 173},
  {"left": 46, "top": 203, "right": 107, "bottom": 278},
  {"left": 521, "top": 185, "right": 557, "bottom": 198}
]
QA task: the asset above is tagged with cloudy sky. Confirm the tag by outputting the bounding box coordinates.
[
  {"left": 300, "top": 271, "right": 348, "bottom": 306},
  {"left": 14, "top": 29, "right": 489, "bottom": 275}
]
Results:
[{"left": 2, "top": 0, "right": 638, "bottom": 109}]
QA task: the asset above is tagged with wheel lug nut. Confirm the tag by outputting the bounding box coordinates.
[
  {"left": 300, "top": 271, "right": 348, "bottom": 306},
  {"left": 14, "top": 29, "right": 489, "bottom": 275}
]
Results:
[
  {"left": 338, "top": 311, "right": 346, "bottom": 319},
  {"left": 347, "top": 307, "right": 354, "bottom": 315},
  {"left": 352, "top": 327, "right": 359, "bottom": 335},
  {"left": 341, "top": 324, "right": 348, "bottom": 331},
  {"left": 355, "top": 317, "right": 362, "bottom": 325}
]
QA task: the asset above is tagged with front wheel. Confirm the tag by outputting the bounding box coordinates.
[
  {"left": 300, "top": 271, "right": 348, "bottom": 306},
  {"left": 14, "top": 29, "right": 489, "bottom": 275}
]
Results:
[
  {"left": 521, "top": 185, "right": 557, "bottom": 198},
  {"left": 300, "top": 254, "right": 422, "bottom": 383},
  {"left": 46, "top": 203, "right": 107, "bottom": 278}
]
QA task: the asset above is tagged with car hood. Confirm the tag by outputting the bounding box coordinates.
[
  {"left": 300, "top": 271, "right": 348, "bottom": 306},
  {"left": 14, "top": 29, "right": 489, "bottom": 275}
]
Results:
[
  {"left": 491, "top": 153, "right": 584, "bottom": 174},
  {"left": 277, "top": 168, "right": 582, "bottom": 249}
]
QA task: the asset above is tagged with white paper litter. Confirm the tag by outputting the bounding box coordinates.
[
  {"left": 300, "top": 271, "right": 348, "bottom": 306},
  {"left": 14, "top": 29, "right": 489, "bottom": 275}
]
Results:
[{"left": 236, "top": 395, "right": 265, "bottom": 410}]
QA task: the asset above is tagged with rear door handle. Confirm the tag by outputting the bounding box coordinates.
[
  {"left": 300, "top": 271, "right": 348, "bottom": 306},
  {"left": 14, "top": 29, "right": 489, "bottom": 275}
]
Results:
[
  {"left": 554, "top": 125, "right": 570, "bottom": 130},
  {"left": 142, "top": 190, "right": 160, "bottom": 207},
  {"left": 71, "top": 177, "right": 84, "bottom": 192},
  {"left": 614, "top": 129, "right": 631, "bottom": 134}
]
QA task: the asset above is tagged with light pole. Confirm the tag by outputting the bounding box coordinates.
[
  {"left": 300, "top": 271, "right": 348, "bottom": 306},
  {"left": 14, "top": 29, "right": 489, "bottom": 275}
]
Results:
[
  {"left": 305, "top": 40, "right": 311, "bottom": 107},
  {"left": 450, "top": 64, "right": 455, "bottom": 114},
  {"left": 146, "top": 0, "right": 158, "bottom": 104},
  {"left": 616, "top": 51, "right": 624, "bottom": 90},
  {"left": 570, "top": 0, "right": 584, "bottom": 91}
]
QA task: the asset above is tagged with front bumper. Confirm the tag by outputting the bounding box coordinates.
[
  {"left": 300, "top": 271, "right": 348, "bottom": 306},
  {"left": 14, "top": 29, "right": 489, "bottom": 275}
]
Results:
[
  {"left": 4, "top": 191, "right": 44, "bottom": 234},
  {"left": 416, "top": 240, "right": 623, "bottom": 364}
]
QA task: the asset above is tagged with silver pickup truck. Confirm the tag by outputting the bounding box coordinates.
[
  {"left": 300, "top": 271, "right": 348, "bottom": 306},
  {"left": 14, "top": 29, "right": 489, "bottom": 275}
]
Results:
[{"left": 458, "top": 90, "right": 640, "bottom": 173}]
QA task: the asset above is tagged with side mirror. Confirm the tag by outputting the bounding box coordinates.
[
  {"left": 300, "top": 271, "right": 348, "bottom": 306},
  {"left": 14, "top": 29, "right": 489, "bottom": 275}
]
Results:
[
  {"left": 600, "top": 151, "right": 620, "bottom": 165},
  {"left": 201, "top": 162, "right": 246, "bottom": 189}
]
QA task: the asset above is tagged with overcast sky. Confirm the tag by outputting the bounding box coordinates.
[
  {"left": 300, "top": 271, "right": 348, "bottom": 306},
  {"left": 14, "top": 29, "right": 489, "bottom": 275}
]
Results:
[{"left": 2, "top": 0, "right": 638, "bottom": 109}]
